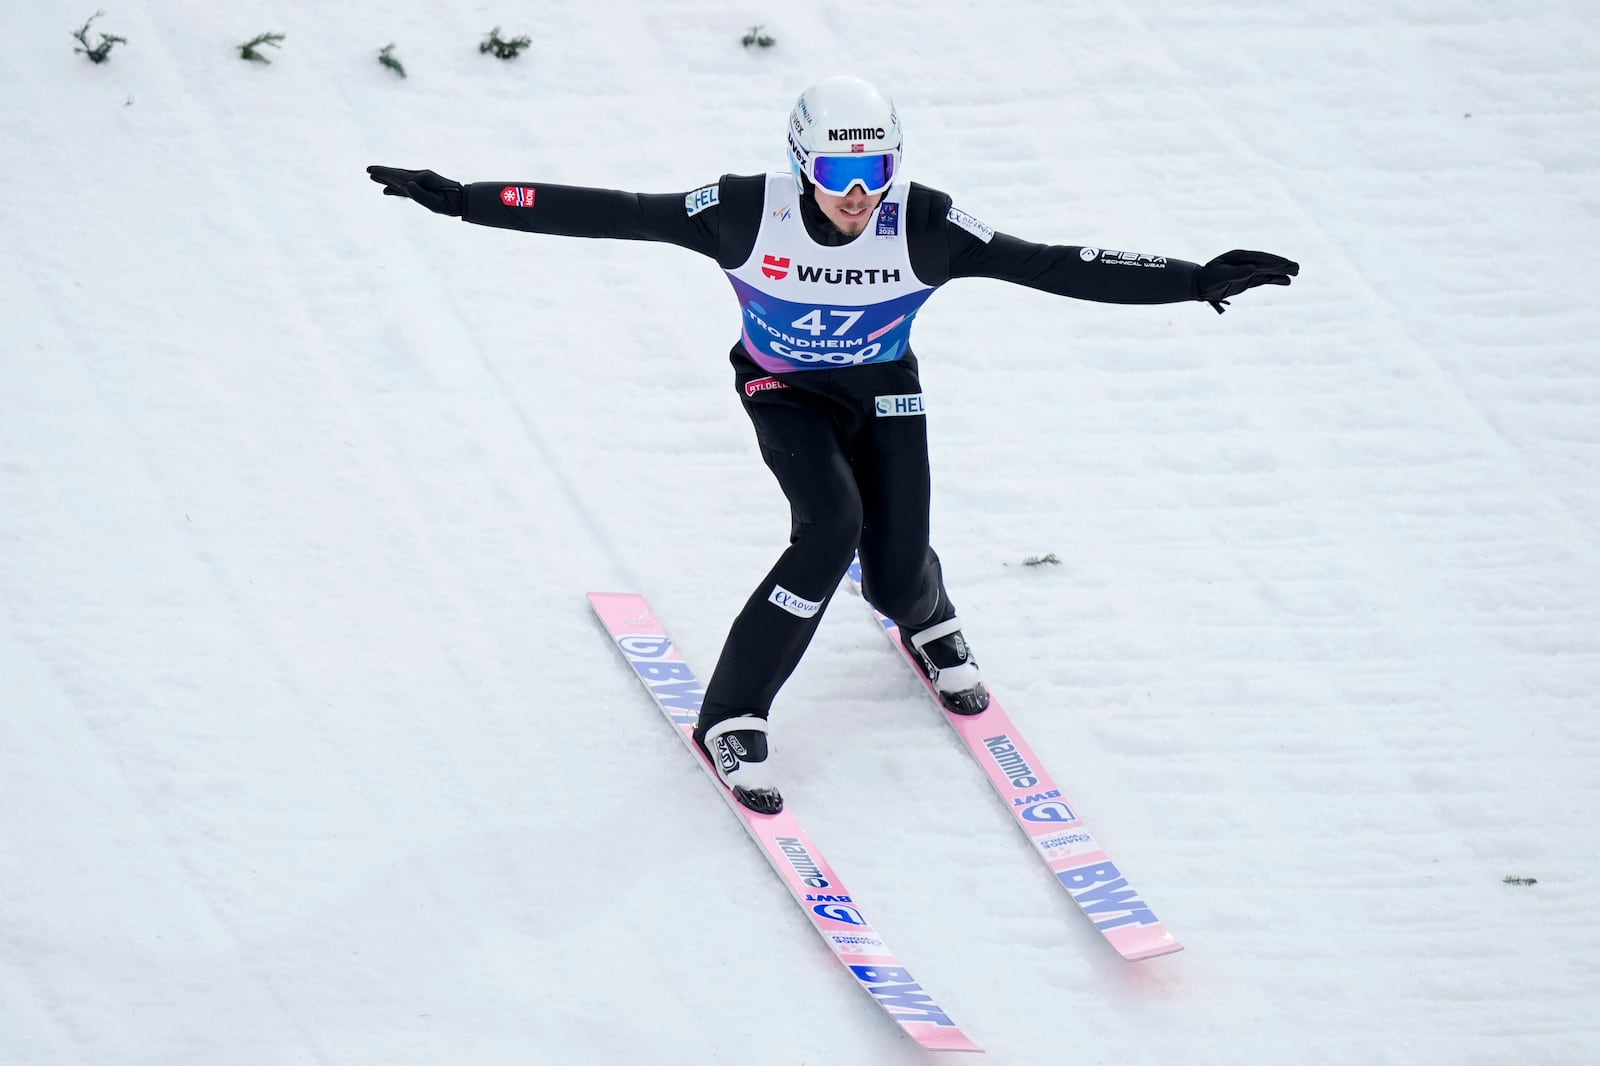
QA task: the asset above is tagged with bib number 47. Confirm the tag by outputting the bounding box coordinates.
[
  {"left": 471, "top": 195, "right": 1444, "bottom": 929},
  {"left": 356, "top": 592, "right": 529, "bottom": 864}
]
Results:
[{"left": 792, "top": 309, "right": 864, "bottom": 336}]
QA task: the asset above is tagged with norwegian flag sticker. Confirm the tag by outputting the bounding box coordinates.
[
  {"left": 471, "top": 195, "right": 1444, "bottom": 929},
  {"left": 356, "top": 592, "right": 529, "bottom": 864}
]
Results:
[{"left": 500, "top": 186, "right": 537, "bottom": 208}]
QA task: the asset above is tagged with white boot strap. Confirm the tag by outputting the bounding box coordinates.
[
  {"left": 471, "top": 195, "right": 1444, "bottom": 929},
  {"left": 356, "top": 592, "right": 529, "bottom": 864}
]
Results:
[
  {"left": 908, "top": 616, "right": 963, "bottom": 651},
  {"left": 703, "top": 715, "right": 769, "bottom": 745}
]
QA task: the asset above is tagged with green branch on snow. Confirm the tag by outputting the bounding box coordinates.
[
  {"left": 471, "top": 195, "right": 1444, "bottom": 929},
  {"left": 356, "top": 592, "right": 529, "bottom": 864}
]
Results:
[
  {"left": 479, "top": 27, "right": 531, "bottom": 60},
  {"left": 741, "top": 25, "right": 776, "bottom": 49},
  {"left": 72, "top": 11, "right": 126, "bottom": 64},
  {"left": 378, "top": 43, "right": 406, "bottom": 78},
  {"left": 238, "top": 31, "right": 285, "bottom": 64}
]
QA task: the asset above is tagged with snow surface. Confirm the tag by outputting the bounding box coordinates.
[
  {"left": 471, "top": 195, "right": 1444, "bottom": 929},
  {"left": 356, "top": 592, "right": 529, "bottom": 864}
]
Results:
[{"left": 4, "top": 2, "right": 1599, "bottom": 1063}]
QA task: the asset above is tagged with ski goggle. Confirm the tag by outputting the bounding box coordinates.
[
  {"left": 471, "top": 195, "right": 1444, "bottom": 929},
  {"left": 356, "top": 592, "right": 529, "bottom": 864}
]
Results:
[{"left": 805, "top": 150, "right": 898, "bottom": 196}]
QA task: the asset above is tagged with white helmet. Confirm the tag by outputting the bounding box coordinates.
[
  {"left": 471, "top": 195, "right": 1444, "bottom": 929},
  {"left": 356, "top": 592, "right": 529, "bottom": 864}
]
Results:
[{"left": 786, "top": 76, "right": 903, "bottom": 196}]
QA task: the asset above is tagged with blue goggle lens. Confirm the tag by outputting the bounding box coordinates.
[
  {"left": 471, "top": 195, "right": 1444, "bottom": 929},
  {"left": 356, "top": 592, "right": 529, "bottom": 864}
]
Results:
[{"left": 809, "top": 152, "right": 896, "bottom": 195}]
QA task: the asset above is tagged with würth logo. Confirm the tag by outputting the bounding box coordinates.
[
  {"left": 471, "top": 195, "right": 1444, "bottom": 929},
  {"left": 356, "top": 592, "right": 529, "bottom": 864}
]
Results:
[
  {"left": 793, "top": 265, "right": 901, "bottom": 284},
  {"left": 762, "top": 254, "right": 791, "bottom": 280},
  {"left": 500, "top": 186, "right": 536, "bottom": 208},
  {"left": 827, "top": 127, "right": 886, "bottom": 141}
]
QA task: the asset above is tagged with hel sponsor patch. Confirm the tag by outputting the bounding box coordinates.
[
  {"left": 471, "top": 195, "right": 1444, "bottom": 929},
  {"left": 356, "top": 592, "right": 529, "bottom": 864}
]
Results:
[
  {"left": 874, "top": 393, "right": 925, "bottom": 417},
  {"left": 685, "top": 184, "right": 720, "bottom": 216},
  {"left": 875, "top": 201, "right": 899, "bottom": 237},
  {"left": 946, "top": 206, "right": 994, "bottom": 243},
  {"left": 769, "top": 584, "right": 822, "bottom": 618},
  {"left": 500, "top": 186, "right": 537, "bottom": 208}
]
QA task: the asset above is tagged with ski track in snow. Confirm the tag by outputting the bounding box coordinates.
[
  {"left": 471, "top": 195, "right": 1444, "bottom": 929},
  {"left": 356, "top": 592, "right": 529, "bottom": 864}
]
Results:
[{"left": 2, "top": 2, "right": 1598, "bottom": 1064}]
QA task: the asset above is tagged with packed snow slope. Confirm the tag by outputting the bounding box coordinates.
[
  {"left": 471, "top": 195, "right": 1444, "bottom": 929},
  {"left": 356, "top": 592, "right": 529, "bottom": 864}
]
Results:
[{"left": 3, "top": 2, "right": 1598, "bottom": 1064}]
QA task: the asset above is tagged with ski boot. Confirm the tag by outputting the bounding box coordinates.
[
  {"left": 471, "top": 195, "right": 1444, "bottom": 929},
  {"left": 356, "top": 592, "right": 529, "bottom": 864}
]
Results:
[{"left": 901, "top": 617, "right": 990, "bottom": 715}]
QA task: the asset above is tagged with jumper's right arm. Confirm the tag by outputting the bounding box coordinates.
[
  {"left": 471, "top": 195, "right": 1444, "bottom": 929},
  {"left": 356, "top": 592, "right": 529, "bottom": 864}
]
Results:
[{"left": 368, "top": 166, "right": 763, "bottom": 267}]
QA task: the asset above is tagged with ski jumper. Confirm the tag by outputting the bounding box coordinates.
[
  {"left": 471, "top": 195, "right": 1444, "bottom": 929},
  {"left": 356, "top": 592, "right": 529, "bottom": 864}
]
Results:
[{"left": 458, "top": 172, "right": 1205, "bottom": 727}]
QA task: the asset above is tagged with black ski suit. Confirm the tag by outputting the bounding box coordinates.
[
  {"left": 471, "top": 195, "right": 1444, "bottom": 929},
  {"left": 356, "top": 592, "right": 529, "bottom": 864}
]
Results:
[{"left": 456, "top": 174, "right": 1207, "bottom": 730}]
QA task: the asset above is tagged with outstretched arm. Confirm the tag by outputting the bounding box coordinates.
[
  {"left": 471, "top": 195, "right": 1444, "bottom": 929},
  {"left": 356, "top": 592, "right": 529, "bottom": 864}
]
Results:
[
  {"left": 906, "top": 185, "right": 1297, "bottom": 310},
  {"left": 367, "top": 166, "right": 765, "bottom": 266}
]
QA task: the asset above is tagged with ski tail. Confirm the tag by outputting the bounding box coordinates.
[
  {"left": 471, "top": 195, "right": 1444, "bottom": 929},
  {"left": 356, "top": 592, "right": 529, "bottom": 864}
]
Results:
[
  {"left": 843, "top": 562, "right": 1182, "bottom": 961},
  {"left": 589, "top": 592, "right": 982, "bottom": 1052}
]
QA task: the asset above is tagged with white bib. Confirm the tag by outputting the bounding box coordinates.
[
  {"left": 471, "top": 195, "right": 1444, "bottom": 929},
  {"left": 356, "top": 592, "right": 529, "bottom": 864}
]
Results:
[{"left": 724, "top": 173, "right": 935, "bottom": 373}]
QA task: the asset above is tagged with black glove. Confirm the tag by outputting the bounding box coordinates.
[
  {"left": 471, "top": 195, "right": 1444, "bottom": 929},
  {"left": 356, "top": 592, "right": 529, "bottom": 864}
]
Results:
[
  {"left": 1196, "top": 249, "right": 1299, "bottom": 313},
  {"left": 367, "top": 165, "right": 464, "bottom": 217}
]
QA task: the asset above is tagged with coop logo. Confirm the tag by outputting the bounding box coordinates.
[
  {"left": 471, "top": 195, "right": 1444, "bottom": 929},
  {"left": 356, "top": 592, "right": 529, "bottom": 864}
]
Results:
[
  {"left": 1096, "top": 249, "right": 1168, "bottom": 268},
  {"left": 874, "top": 394, "right": 925, "bottom": 418},
  {"left": 744, "top": 376, "right": 789, "bottom": 398},
  {"left": 983, "top": 734, "right": 1039, "bottom": 789},
  {"left": 777, "top": 837, "right": 828, "bottom": 888},
  {"left": 685, "top": 184, "right": 719, "bottom": 216},
  {"left": 762, "top": 254, "right": 790, "bottom": 280},
  {"left": 500, "top": 186, "right": 537, "bottom": 208},
  {"left": 828, "top": 127, "right": 886, "bottom": 141},
  {"left": 769, "top": 584, "right": 822, "bottom": 618}
]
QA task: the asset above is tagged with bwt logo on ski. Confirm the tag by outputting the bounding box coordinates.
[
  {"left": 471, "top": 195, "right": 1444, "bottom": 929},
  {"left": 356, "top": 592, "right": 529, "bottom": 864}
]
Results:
[
  {"left": 812, "top": 902, "right": 867, "bottom": 926},
  {"left": 500, "top": 186, "right": 537, "bottom": 208},
  {"left": 828, "top": 127, "right": 886, "bottom": 141},
  {"left": 1059, "top": 862, "right": 1159, "bottom": 929},
  {"left": 776, "top": 836, "right": 829, "bottom": 888},
  {"left": 848, "top": 966, "right": 957, "bottom": 1028},
  {"left": 1013, "top": 789, "right": 1077, "bottom": 824},
  {"left": 983, "top": 734, "right": 1039, "bottom": 789},
  {"left": 615, "top": 635, "right": 703, "bottom": 723}
]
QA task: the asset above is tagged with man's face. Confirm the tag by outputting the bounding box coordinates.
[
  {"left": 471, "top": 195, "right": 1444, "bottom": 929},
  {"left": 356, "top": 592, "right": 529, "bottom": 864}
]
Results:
[{"left": 812, "top": 184, "right": 885, "bottom": 237}]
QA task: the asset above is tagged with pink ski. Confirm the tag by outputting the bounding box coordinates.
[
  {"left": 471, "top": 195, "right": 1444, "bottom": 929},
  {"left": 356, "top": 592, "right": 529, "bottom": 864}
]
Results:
[
  {"left": 844, "top": 563, "right": 1182, "bottom": 961},
  {"left": 588, "top": 592, "right": 981, "bottom": 1053}
]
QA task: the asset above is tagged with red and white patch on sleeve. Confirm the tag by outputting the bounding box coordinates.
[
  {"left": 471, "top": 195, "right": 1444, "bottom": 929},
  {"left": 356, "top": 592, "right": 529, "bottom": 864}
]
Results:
[{"left": 500, "top": 186, "right": 537, "bottom": 208}]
